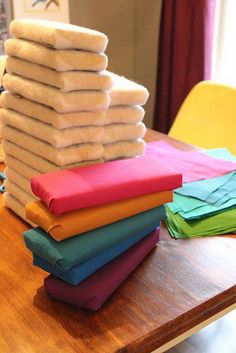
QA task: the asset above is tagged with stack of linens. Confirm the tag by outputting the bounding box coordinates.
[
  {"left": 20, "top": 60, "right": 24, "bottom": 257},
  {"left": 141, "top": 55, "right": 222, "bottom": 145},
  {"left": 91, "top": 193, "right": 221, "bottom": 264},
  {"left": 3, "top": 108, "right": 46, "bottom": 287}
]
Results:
[
  {"left": 23, "top": 157, "right": 182, "bottom": 310},
  {"left": 1, "top": 19, "right": 149, "bottom": 221},
  {"left": 145, "top": 141, "right": 236, "bottom": 238}
]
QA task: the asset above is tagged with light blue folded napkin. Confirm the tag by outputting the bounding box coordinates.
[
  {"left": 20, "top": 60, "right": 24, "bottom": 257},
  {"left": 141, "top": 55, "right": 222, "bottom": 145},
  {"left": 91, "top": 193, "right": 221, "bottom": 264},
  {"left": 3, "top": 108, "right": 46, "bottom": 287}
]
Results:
[
  {"left": 175, "top": 148, "right": 236, "bottom": 205},
  {"left": 169, "top": 193, "right": 236, "bottom": 220}
]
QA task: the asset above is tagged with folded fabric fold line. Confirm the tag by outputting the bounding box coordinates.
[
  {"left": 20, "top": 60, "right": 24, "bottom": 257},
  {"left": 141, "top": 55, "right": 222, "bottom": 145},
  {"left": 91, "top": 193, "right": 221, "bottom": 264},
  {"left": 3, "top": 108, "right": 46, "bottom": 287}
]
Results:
[
  {"left": 4, "top": 179, "right": 35, "bottom": 205},
  {"left": 3, "top": 129, "right": 146, "bottom": 166},
  {"left": 3, "top": 192, "right": 32, "bottom": 224},
  {"left": 1, "top": 92, "right": 145, "bottom": 128},
  {"left": 4, "top": 154, "right": 99, "bottom": 181},
  {"left": 1, "top": 108, "right": 146, "bottom": 147},
  {"left": 3, "top": 127, "right": 104, "bottom": 165},
  {"left": 3, "top": 140, "right": 103, "bottom": 172},
  {"left": 6, "top": 57, "right": 113, "bottom": 92},
  {"left": 4, "top": 166, "right": 33, "bottom": 196},
  {"left": 4, "top": 38, "right": 108, "bottom": 72},
  {"left": 3, "top": 72, "right": 148, "bottom": 112},
  {"left": 3, "top": 74, "right": 110, "bottom": 113},
  {"left": 10, "top": 19, "right": 108, "bottom": 52}
]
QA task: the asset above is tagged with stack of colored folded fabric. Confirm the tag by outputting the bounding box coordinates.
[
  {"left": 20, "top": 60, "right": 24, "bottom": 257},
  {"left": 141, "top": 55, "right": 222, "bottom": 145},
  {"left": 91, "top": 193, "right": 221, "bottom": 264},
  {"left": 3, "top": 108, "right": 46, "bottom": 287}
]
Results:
[
  {"left": 23, "top": 157, "right": 182, "bottom": 310},
  {"left": 1, "top": 19, "right": 149, "bottom": 221},
  {"left": 145, "top": 141, "right": 236, "bottom": 238}
]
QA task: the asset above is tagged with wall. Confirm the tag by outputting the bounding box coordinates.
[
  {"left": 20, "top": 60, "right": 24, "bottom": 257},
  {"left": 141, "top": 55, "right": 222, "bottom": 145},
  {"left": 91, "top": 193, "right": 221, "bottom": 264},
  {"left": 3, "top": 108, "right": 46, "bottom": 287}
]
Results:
[
  {"left": 69, "top": 0, "right": 162, "bottom": 128},
  {"left": 10, "top": 0, "right": 69, "bottom": 22}
]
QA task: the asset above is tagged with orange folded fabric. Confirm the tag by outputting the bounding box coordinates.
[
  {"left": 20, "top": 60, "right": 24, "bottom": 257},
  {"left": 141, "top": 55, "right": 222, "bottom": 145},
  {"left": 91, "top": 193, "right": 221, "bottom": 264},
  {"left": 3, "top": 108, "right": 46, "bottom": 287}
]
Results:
[{"left": 26, "top": 191, "right": 173, "bottom": 241}]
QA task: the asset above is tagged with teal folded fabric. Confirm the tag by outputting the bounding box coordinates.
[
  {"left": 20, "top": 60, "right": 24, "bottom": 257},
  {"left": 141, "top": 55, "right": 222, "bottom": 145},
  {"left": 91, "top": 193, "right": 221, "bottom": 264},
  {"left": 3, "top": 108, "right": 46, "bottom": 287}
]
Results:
[
  {"left": 175, "top": 148, "right": 236, "bottom": 205},
  {"left": 32, "top": 225, "right": 160, "bottom": 285},
  {"left": 209, "top": 174, "right": 236, "bottom": 206},
  {"left": 165, "top": 206, "right": 236, "bottom": 238},
  {"left": 170, "top": 193, "right": 206, "bottom": 213},
  {"left": 218, "top": 188, "right": 236, "bottom": 206},
  {"left": 23, "top": 205, "right": 166, "bottom": 272},
  {"left": 175, "top": 172, "right": 235, "bottom": 203},
  {"left": 169, "top": 193, "right": 236, "bottom": 220},
  {"left": 166, "top": 148, "right": 236, "bottom": 238}
]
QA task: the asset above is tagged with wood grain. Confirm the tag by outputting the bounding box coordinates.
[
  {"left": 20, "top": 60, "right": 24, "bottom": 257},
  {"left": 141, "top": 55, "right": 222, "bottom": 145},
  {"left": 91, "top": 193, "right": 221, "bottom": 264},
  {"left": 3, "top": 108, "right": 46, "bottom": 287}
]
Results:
[{"left": 0, "top": 130, "right": 235, "bottom": 353}]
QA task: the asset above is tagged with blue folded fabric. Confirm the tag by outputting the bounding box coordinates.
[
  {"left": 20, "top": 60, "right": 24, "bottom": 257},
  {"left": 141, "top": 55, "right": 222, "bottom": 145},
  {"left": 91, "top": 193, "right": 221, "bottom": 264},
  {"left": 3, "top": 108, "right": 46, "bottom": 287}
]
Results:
[
  {"left": 204, "top": 148, "right": 236, "bottom": 163},
  {"left": 218, "top": 188, "right": 236, "bottom": 206},
  {"left": 207, "top": 173, "right": 236, "bottom": 205},
  {"left": 175, "top": 149, "right": 236, "bottom": 205},
  {"left": 175, "top": 172, "right": 235, "bottom": 202},
  {"left": 33, "top": 223, "right": 160, "bottom": 285},
  {"left": 24, "top": 205, "right": 166, "bottom": 272},
  {"left": 170, "top": 193, "right": 236, "bottom": 220}
]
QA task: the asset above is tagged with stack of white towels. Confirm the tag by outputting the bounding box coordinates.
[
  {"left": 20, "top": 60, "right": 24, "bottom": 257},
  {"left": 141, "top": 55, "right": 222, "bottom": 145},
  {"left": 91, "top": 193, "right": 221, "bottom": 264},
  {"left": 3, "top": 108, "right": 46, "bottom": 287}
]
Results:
[{"left": 0, "top": 19, "right": 149, "bottom": 222}]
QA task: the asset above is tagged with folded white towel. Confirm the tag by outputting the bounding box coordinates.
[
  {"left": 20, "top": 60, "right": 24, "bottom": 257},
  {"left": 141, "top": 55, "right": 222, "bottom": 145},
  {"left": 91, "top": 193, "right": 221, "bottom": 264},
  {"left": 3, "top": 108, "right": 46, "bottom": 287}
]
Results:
[
  {"left": 3, "top": 72, "right": 148, "bottom": 112},
  {"left": 4, "top": 137, "right": 145, "bottom": 173},
  {"left": 4, "top": 166, "right": 33, "bottom": 196},
  {"left": 103, "top": 139, "right": 145, "bottom": 161},
  {"left": 3, "top": 192, "right": 35, "bottom": 225},
  {"left": 103, "top": 123, "right": 146, "bottom": 144},
  {"left": 4, "top": 154, "right": 42, "bottom": 179},
  {"left": 3, "top": 126, "right": 104, "bottom": 165},
  {"left": 0, "top": 55, "right": 6, "bottom": 146},
  {"left": 4, "top": 38, "right": 108, "bottom": 72},
  {"left": 3, "top": 74, "right": 109, "bottom": 113},
  {"left": 6, "top": 57, "right": 113, "bottom": 92},
  {"left": 4, "top": 146, "right": 101, "bottom": 174},
  {"left": 3, "top": 127, "right": 145, "bottom": 166},
  {"left": 1, "top": 92, "right": 145, "bottom": 128},
  {"left": 0, "top": 141, "right": 4, "bottom": 163},
  {"left": 1, "top": 108, "right": 146, "bottom": 147},
  {"left": 0, "top": 55, "right": 6, "bottom": 86},
  {"left": 10, "top": 19, "right": 108, "bottom": 52},
  {"left": 5, "top": 179, "right": 35, "bottom": 205},
  {"left": 108, "top": 72, "right": 149, "bottom": 106}
]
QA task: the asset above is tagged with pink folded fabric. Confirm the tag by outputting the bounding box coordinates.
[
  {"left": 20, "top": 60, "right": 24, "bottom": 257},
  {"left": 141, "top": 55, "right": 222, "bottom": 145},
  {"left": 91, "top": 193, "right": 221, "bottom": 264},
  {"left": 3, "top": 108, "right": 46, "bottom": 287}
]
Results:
[
  {"left": 44, "top": 228, "right": 159, "bottom": 311},
  {"left": 31, "top": 157, "right": 182, "bottom": 215},
  {"left": 145, "top": 141, "right": 236, "bottom": 183}
]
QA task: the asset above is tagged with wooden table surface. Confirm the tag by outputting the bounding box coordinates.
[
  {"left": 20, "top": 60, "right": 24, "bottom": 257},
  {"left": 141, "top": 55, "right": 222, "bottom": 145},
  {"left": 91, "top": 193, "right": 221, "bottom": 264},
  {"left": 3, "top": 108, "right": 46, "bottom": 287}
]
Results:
[{"left": 0, "top": 130, "right": 235, "bottom": 353}]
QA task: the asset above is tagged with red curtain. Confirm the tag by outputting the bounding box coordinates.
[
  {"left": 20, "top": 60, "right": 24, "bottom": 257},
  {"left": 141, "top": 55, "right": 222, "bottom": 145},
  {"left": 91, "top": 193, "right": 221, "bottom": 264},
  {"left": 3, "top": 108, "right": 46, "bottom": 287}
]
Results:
[{"left": 153, "top": 0, "right": 216, "bottom": 133}]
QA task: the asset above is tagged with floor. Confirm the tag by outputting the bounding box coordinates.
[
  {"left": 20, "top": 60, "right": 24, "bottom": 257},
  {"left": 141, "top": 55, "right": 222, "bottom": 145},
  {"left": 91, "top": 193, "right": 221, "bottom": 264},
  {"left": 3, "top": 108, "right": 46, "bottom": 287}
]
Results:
[{"left": 166, "top": 309, "right": 236, "bottom": 353}]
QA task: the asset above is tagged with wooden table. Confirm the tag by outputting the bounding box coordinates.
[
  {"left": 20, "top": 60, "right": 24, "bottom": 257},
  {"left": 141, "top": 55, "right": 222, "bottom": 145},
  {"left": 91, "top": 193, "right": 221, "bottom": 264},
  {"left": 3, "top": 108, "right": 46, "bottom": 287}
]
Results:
[{"left": 0, "top": 130, "right": 235, "bottom": 353}]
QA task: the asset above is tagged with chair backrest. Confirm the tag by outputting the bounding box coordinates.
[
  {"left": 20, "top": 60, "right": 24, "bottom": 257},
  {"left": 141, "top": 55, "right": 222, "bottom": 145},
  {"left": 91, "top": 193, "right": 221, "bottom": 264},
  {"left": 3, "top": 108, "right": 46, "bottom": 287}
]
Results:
[{"left": 168, "top": 81, "right": 236, "bottom": 155}]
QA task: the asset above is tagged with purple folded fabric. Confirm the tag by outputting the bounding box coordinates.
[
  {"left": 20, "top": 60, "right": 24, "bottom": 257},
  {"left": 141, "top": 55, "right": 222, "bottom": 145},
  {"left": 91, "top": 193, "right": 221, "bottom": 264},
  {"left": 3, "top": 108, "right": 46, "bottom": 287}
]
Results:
[
  {"left": 44, "top": 228, "right": 159, "bottom": 310},
  {"left": 145, "top": 140, "right": 236, "bottom": 183}
]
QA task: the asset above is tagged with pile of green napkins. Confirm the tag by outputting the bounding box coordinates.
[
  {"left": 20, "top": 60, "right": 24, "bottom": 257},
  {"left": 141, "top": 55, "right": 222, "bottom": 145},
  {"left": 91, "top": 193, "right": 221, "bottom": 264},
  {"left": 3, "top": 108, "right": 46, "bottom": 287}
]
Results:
[
  {"left": 166, "top": 207, "right": 236, "bottom": 238},
  {"left": 166, "top": 148, "right": 236, "bottom": 238}
]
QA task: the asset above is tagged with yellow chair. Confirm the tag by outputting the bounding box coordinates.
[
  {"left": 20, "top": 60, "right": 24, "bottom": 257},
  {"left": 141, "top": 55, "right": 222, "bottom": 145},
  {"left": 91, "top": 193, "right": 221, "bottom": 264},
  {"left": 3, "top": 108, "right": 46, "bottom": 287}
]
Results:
[{"left": 168, "top": 81, "right": 236, "bottom": 155}]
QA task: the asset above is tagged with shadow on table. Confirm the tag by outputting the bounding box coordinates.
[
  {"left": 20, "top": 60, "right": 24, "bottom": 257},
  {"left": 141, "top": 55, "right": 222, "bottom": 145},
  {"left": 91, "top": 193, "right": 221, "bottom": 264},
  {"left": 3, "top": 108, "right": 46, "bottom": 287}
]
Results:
[
  {"left": 32, "top": 247, "right": 161, "bottom": 340},
  {"left": 33, "top": 285, "right": 111, "bottom": 339}
]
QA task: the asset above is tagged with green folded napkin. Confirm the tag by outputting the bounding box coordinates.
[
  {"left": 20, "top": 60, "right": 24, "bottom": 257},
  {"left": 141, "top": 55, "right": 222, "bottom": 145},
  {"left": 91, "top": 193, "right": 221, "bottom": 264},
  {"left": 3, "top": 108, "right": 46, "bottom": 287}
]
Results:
[{"left": 165, "top": 206, "right": 236, "bottom": 239}]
